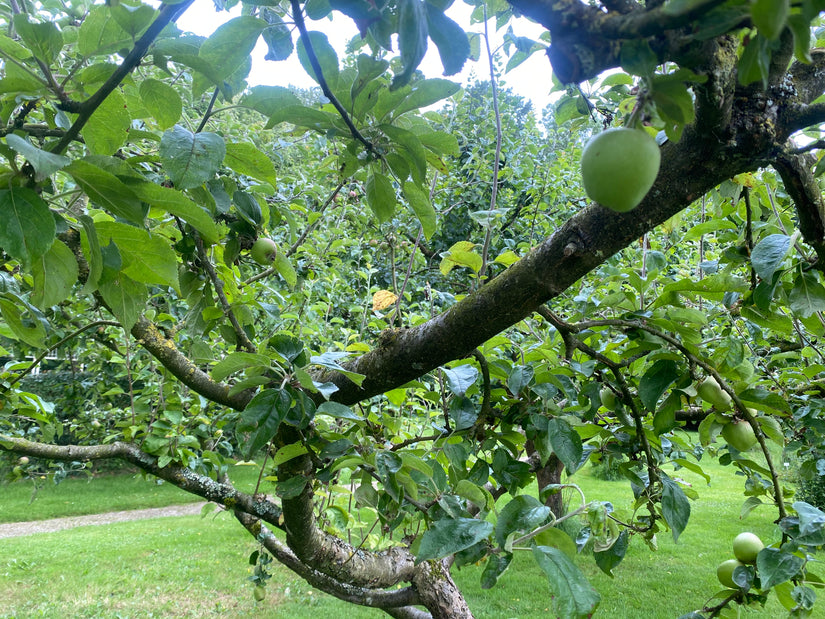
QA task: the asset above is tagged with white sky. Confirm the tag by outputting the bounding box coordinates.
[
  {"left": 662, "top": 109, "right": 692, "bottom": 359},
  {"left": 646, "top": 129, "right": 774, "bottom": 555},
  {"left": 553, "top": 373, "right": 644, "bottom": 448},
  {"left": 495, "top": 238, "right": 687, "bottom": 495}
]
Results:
[{"left": 175, "top": 1, "right": 555, "bottom": 111}]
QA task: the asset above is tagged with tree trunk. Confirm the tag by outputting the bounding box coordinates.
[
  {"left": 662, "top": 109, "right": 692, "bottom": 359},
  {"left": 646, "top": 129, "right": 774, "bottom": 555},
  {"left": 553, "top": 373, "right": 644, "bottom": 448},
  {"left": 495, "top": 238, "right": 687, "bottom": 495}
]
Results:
[
  {"left": 536, "top": 454, "right": 565, "bottom": 517},
  {"left": 411, "top": 560, "right": 475, "bottom": 619}
]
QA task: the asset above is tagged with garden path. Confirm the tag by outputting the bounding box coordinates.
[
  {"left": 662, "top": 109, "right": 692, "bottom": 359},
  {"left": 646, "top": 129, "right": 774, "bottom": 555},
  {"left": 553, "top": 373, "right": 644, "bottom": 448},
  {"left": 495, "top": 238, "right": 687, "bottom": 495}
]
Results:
[{"left": 0, "top": 502, "right": 207, "bottom": 539}]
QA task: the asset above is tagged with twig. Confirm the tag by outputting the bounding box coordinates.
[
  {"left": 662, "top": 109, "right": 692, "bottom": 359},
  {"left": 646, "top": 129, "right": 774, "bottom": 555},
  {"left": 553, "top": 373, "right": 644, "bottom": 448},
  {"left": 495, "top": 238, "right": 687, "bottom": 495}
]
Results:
[
  {"left": 289, "top": 0, "right": 374, "bottom": 155},
  {"left": 477, "top": 6, "right": 503, "bottom": 282},
  {"left": 51, "top": 0, "right": 195, "bottom": 154},
  {"left": 195, "top": 87, "right": 221, "bottom": 133},
  {"left": 194, "top": 232, "right": 256, "bottom": 353}
]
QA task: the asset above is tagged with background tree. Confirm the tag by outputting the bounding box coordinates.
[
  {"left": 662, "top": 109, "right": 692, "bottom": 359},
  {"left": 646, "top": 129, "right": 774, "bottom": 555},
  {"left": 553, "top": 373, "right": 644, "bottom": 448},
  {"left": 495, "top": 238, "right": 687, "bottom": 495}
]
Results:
[{"left": 4, "top": 1, "right": 825, "bottom": 618}]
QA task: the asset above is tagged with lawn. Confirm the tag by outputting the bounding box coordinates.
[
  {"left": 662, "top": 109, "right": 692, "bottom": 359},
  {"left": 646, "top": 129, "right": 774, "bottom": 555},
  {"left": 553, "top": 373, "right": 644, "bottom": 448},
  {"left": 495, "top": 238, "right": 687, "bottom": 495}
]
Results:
[{"left": 0, "top": 440, "right": 791, "bottom": 618}]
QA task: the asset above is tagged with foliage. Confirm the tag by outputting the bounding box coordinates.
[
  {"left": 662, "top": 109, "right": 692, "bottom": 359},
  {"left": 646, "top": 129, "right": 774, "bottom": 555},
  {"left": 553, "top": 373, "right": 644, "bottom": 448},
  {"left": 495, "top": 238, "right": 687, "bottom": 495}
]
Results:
[{"left": 3, "top": 1, "right": 825, "bottom": 618}]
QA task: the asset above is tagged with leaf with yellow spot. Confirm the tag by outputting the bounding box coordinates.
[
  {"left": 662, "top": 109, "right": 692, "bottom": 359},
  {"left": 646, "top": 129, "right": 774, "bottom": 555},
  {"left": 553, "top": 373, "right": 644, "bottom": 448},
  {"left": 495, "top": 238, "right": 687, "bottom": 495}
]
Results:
[{"left": 372, "top": 289, "right": 398, "bottom": 312}]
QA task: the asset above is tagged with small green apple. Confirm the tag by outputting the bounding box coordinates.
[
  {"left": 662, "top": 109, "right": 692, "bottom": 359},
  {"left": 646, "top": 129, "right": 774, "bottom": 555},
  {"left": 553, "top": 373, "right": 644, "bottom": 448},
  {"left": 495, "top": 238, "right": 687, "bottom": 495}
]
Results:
[
  {"left": 18, "top": 456, "right": 29, "bottom": 465},
  {"left": 722, "top": 419, "right": 757, "bottom": 452},
  {"left": 600, "top": 387, "right": 617, "bottom": 409},
  {"left": 697, "top": 376, "right": 732, "bottom": 411},
  {"left": 732, "top": 532, "right": 763, "bottom": 564},
  {"left": 717, "top": 558, "right": 745, "bottom": 589},
  {"left": 580, "top": 127, "right": 661, "bottom": 212},
  {"left": 251, "top": 238, "right": 277, "bottom": 265}
]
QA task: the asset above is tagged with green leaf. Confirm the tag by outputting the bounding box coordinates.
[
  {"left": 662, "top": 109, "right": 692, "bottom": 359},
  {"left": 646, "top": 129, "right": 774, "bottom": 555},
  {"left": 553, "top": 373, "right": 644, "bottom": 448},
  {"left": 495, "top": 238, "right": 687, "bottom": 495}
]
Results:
[
  {"left": 199, "top": 16, "right": 267, "bottom": 83},
  {"left": 99, "top": 274, "right": 147, "bottom": 332},
  {"left": 241, "top": 86, "right": 302, "bottom": 117},
  {"left": 507, "top": 364, "right": 533, "bottom": 395},
  {"left": 260, "top": 10, "right": 294, "bottom": 61},
  {"left": 751, "top": 0, "right": 789, "bottom": 40},
  {"left": 417, "top": 518, "right": 494, "bottom": 562},
  {"left": 639, "top": 359, "right": 679, "bottom": 411},
  {"left": 211, "top": 352, "right": 271, "bottom": 382},
  {"left": 265, "top": 105, "right": 337, "bottom": 130},
  {"left": 789, "top": 271, "right": 825, "bottom": 318},
  {"left": 234, "top": 191, "right": 262, "bottom": 226},
  {"left": 139, "top": 79, "right": 182, "bottom": 130},
  {"left": 82, "top": 89, "right": 130, "bottom": 155},
  {"left": 271, "top": 442, "right": 309, "bottom": 467},
  {"left": 296, "top": 31, "right": 340, "bottom": 91},
  {"left": 110, "top": 1, "right": 156, "bottom": 37},
  {"left": 274, "top": 252, "right": 297, "bottom": 289},
  {"left": 0, "top": 187, "right": 55, "bottom": 265},
  {"left": 0, "top": 33, "right": 33, "bottom": 60},
  {"left": 365, "top": 170, "right": 397, "bottom": 222},
  {"left": 237, "top": 388, "right": 291, "bottom": 458},
  {"left": 31, "top": 240, "right": 78, "bottom": 309},
  {"left": 316, "top": 402, "right": 364, "bottom": 420},
  {"left": 403, "top": 181, "right": 436, "bottom": 239},
  {"left": 751, "top": 233, "right": 791, "bottom": 282},
  {"left": 787, "top": 14, "right": 812, "bottom": 63},
  {"left": 531, "top": 545, "right": 600, "bottom": 619},
  {"left": 225, "top": 142, "right": 278, "bottom": 187},
  {"left": 547, "top": 417, "right": 584, "bottom": 474},
  {"left": 443, "top": 365, "right": 479, "bottom": 397},
  {"left": 495, "top": 495, "right": 551, "bottom": 547},
  {"left": 661, "top": 473, "right": 691, "bottom": 542},
  {"left": 620, "top": 39, "right": 658, "bottom": 77},
  {"left": 594, "top": 529, "right": 629, "bottom": 577},
  {"left": 95, "top": 221, "right": 179, "bottom": 291},
  {"left": 132, "top": 183, "right": 220, "bottom": 245},
  {"left": 310, "top": 352, "right": 365, "bottom": 386},
  {"left": 65, "top": 159, "right": 145, "bottom": 224},
  {"left": 393, "top": 0, "right": 428, "bottom": 90},
  {"left": 392, "top": 78, "right": 461, "bottom": 117},
  {"left": 6, "top": 134, "right": 70, "bottom": 181},
  {"left": 159, "top": 125, "right": 226, "bottom": 190},
  {"left": 423, "top": 4, "right": 469, "bottom": 76},
  {"left": 0, "top": 294, "right": 47, "bottom": 347},
  {"left": 741, "top": 496, "right": 764, "bottom": 519},
  {"left": 79, "top": 215, "right": 103, "bottom": 293},
  {"left": 78, "top": 5, "right": 132, "bottom": 56},
  {"left": 480, "top": 552, "right": 512, "bottom": 589},
  {"left": 440, "top": 240, "right": 482, "bottom": 275},
  {"left": 757, "top": 547, "right": 804, "bottom": 589},
  {"left": 12, "top": 15, "right": 63, "bottom": 64},
  {"left": 738, "top": 34, "right": 771, "bottom": 88}
]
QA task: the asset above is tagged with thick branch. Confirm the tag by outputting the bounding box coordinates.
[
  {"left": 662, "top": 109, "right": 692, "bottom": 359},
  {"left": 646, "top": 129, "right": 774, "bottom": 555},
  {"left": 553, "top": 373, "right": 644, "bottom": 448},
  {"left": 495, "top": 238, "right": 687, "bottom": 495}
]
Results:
[
  {"left": 321, "top": 120, "right": 759, "bottom": 405},
  {"left": 773, "top": 150, "right": 825, "bottom": 264},
  {"left": 276, "top": 441, "right": 418, "bottom": 588},
  {"left": 130, "top": 316, "right": 250, "bottom": 411},
  {"left": 507, "top": 0, "right": 732, "bottom": 83},
  {"left": 234, "top": 512, "right": 423, "bottom": 612},
  {"left": 0, "top": 435, "right": 284, "bottom": 527}
]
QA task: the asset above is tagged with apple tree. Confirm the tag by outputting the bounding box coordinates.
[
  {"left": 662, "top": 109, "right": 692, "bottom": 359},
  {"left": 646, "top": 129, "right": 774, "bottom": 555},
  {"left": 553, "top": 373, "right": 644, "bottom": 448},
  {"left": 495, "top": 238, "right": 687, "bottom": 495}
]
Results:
[{"left": 4, "top": 0, "right": 825, "bottom": 617}]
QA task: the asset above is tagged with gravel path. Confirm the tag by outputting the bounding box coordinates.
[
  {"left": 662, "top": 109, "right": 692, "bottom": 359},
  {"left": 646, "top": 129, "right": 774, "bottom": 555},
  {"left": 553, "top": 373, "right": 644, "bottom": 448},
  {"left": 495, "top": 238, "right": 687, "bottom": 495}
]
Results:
[{"left": 0, "top": 502, "right": 208, "bottom": 539}]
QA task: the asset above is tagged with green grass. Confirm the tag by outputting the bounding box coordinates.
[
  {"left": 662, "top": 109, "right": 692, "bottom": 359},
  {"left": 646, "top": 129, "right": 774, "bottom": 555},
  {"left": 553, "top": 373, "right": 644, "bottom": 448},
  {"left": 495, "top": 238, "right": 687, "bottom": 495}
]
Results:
[
  {"left": 0, "top": 446, "right": 793, "bottom": 618},
  {"left": 0, "top": 465, "right": 263, "bottom": 523}
]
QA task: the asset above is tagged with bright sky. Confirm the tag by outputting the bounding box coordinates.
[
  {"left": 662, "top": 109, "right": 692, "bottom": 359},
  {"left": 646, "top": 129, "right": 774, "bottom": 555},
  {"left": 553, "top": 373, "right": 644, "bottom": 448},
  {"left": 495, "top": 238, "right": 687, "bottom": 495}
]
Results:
[{"left": 175, "top": 1, "right": 555, "bottom": 111}]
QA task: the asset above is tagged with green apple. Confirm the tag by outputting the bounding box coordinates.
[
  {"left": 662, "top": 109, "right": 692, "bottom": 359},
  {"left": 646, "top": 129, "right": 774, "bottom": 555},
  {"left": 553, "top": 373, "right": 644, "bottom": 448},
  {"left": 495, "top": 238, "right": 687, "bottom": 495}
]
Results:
[
  {"left": 697, "top": 376, "right": 732, "bottom": 411},
  {"left": 722, "top": 419, "right": 757, "bottom": 452},
  {"left": 18, "top": 456, "right": 29, "bottom": 465},
  {"left": 732, "top": 532, "right": 763, "bottom": 564},
  {"left": 251, "top": 238, "right": 277, "bottom": 265},
  {"left": 580, "top": 127, "right": 661, "bottom": 212},
  {"left": 717, "top": 558, "right": 745, "bottom": 589},
  {"left": 600, "top": 387, "right": 617, "bottom": 409}
]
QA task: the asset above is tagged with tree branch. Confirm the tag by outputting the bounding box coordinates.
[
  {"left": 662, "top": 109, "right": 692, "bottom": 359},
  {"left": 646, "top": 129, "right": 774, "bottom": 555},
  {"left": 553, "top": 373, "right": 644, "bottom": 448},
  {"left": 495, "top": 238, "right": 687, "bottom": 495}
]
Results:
[
  {"left": 234, "top": 512, "right": 423, "bottom": 611},
  {"left": 0, "top": 435, "right": 285, "bottom": 527},
  {"left": 289, "top": 0, "right": 375, "bottom": 154},
  {"left": 52, "top": 0, "right": 195, "bottom": 154}
]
